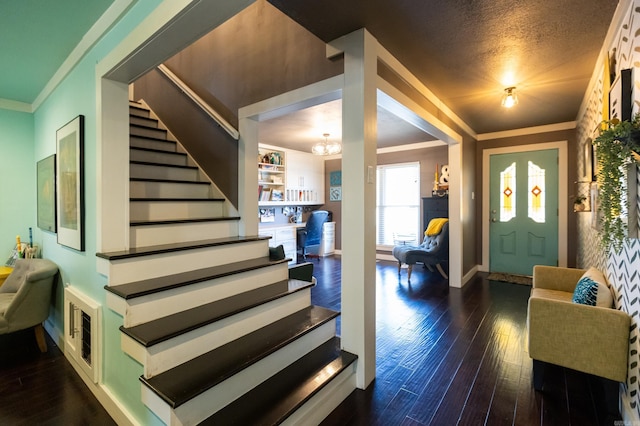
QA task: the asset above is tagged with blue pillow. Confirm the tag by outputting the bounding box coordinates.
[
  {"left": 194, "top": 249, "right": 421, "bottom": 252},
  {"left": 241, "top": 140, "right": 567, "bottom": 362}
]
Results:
[{"left": 572, "top": 277, "right": 598, "bottom": 306}]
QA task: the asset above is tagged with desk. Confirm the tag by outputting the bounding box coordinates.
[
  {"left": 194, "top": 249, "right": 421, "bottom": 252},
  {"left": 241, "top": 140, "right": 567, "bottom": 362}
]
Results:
[{"left": 0, "top": 266, "right": 13, "bottom": 287}]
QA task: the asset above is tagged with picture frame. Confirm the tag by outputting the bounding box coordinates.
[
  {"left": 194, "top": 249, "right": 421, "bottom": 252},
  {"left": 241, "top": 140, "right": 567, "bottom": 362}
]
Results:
[
  {"left": 37, "top": 154, "right": 56, "bottom": 232},
  {"left": 609, "top": 68, "right": 632, "bottom": 122},
  {"left": 56, "top": 115, "right": 85, "bottom": 251},
  {"left": 590, "top": 182, "right": 602, "bottom": 230}
]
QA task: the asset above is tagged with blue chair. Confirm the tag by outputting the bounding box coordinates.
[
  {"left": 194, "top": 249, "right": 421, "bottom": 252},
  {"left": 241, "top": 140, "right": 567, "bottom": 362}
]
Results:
[
  {"left": 296, "top": 210, "right": 329, "bottom": 260},
  {"left": 392, "top": 219, "right": 449, "bottom": 280}
]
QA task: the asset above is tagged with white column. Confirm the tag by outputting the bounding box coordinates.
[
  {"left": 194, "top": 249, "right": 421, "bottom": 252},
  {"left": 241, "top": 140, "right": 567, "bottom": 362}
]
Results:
[
  {"left": 238, "top": 116, "right": 259, "bottom": 237},
  {"left": 339, "top": 29, "right": 377, "bottom": 388},
  {"left": 97, "top": 78, "right": 130, "bottom": 252}
]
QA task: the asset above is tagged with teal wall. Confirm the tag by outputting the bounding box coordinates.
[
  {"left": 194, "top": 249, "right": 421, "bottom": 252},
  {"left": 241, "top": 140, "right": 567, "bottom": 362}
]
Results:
[
  {"left": 28, "top": 1, "right": 164, "bottom": 424},
  {"left": 0, "top": 110, "right": 35, "bottom": 260}
]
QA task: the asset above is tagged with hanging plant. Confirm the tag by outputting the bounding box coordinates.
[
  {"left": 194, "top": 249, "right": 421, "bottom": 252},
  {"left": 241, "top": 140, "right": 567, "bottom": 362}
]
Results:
[{"left": 592, "top": 114, "right": 640, "bottom": 252}]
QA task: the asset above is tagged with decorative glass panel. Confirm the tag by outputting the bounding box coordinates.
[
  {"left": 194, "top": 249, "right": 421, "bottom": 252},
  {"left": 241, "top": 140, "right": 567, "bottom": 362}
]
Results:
[
  {"left": 528, "top": 161, "right": 545, "bottom": 223},
  {"left": 500, "top": 162, "right": 516, "bottom": 222}
]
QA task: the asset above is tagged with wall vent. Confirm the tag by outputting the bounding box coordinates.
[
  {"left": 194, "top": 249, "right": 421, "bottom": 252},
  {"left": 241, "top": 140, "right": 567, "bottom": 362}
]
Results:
[{"left": 64, "top": 286, "right": 101, "bottom": 383}]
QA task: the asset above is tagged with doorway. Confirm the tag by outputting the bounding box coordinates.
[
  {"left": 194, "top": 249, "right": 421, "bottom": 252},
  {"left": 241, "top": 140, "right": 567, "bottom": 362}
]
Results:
[
  {"left": 481, "top": 141, "right": 568, "bottom": 273},
  {"left": 489, "top": 149, "right": 558, "bottom": 275}
]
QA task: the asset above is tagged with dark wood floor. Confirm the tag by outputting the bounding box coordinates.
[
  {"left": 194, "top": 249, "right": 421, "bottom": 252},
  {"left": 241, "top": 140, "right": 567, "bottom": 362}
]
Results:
[
  {"left": 0, "top": 256, "right": 619, "bottom": 425},
  {"left": 0, "top": 328, "right": 115, "bottom": 425},
  {"left": 314, "top": 256, "right": 619, "bottom": 426}
]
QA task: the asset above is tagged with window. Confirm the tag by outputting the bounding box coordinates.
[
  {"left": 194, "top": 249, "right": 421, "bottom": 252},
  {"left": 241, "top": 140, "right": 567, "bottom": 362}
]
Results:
[{"left": 376, "top": 162, "right": 420, "bottom": 246}]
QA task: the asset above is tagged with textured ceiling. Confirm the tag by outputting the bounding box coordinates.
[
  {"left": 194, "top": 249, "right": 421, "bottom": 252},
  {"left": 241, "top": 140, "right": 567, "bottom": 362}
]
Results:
[
  {"left": 0, "top": 0, "right": 114, "bottom": 104},
  {"left": 268, "top": 0, "right": 619, "bottom": 134}
]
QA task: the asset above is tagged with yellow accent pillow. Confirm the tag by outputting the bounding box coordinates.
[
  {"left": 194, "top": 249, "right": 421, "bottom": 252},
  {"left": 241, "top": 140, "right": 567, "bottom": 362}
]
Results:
[{"left": 425, "top": 218, "right": 448, "bottom": 236}]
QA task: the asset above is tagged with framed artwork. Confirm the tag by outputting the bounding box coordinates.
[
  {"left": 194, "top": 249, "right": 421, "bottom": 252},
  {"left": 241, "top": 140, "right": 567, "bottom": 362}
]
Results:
[
  {"left": 581, "top": 138, "right": 594, "bottom": 182},
  {"left": 590, "top": 182, "right": 602, "bottom": 231},
  {"left": 37, "top": 154, "right": 56, "bottom": 232},
  {"left": 56, "top": 115, "right": 85, "bottom": 251},
  {"left": 330, "top": 186, "right": 342, "bottom": 201},
  {"left": 609, "top": 68, "right": 632, "bottom": 122}
]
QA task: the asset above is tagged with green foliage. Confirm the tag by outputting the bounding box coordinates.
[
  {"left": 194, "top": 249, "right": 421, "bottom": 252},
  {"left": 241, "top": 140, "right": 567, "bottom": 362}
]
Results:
[{"left": 592, "top": 115, "right": 640, "bottom": 252}]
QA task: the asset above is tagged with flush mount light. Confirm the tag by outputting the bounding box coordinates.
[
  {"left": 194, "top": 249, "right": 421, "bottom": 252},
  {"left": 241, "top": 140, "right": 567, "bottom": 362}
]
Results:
[{"left": 501, "top": 87, "right": 518, "bottom": 108}]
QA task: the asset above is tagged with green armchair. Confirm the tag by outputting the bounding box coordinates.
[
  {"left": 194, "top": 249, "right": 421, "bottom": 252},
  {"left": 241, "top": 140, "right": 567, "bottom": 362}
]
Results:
[{"left": 0, "top": 259, "right": 58, "bottom": 352}]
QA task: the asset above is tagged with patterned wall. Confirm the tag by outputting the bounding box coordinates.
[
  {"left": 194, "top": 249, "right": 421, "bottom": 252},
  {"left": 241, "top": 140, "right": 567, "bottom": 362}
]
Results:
[{"left": 576, "top": 1, "right": 640, "bottom": 416}]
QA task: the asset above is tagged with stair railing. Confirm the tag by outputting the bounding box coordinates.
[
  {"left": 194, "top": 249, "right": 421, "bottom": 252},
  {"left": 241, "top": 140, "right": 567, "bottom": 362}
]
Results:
[{"left": 157, "top": 64, "right": 239, "bottom": 140}]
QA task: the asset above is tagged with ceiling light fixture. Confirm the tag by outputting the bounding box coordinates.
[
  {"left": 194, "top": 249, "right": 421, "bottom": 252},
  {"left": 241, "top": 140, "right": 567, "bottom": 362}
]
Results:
[
  {"left": 501, "top": 87, "right": 518, "bottom": 108},
  {"left": 312, "top": 133, "right": 342, "bottom": 156}
]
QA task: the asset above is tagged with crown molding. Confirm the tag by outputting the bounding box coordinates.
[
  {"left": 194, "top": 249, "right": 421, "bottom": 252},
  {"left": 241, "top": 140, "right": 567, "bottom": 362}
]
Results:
[{"left": 477, "top": 121, "right": 576, "bottom": 141}]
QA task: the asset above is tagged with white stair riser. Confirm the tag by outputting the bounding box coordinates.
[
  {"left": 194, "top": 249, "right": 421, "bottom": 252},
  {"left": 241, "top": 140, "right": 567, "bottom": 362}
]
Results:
[
  {"left": 125, "top": 290, "right": 313, "bottom": 377},
  {"left": 141, "top": 318, "right": 337, "bottom": 426},
  {"left": 130, "top": 136, "right": 177, "bottom": 153},
  {"left": 130, "top": 149, "right": 188, "bottom": 166},
  {"left": 130, "top": 181, "right": 211, "bottom": 199},
  {"left": 282, "top": 364, "right": 357, "bottom": 426},
  {"left": 99, "top": 240, "right": 268, "bottom": 285},
  {"left": 130, "top": 125, "right": 167, "bottom": 139},
  {"left": 129, "top": 220, "right": 238, "bottom": 247},
  {"left": 130, "top": 199, "right": 222, "bottom": 221},
  {"left": 108, "top": 264, "right": 289, "bottom": 327},
  {"left": 130, "top": 163, "right": 200, "bottom": 182},
  {"left": 130, "top": 116, "right": 158, "bottom": 128}
]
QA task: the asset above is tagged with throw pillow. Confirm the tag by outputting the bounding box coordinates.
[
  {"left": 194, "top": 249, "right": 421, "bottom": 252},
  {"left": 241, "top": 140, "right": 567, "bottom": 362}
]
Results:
[
  {"left": 572, "top": 267, "right": 612, "bottom": 308},
  {"left": 269, "top": 245, "right": 286, "bottom": 261},
  {"left": 0, "top": 259, "right": 29, "bottom": 294}
]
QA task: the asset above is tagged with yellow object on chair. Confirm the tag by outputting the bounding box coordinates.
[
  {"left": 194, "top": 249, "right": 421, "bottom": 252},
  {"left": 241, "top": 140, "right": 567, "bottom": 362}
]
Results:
[
  {"left": 0, "top": 266, "right": 13, "bottom": 287},
  {"left": 425, "top": 218, "right": 448, "bottom": 236}
]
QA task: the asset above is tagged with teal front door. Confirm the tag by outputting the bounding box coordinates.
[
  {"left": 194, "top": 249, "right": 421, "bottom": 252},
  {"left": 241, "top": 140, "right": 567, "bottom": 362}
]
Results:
[{"left": 489, "top": 149, "right": 559, "bottom": 276}]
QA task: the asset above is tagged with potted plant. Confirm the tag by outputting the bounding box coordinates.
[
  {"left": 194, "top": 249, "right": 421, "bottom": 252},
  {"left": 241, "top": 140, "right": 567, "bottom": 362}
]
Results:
[
  {"left": 573, "top": 195, "right": 587, "bottom": 212},
  {"left": 592, "top": 114, "right": 640, "bottom": 252}
]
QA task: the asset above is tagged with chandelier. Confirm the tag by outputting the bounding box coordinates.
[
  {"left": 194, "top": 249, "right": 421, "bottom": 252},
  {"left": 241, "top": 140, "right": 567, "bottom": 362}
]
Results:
[{"left": 312, "top": 133, "right": 342, "bottom": 156}]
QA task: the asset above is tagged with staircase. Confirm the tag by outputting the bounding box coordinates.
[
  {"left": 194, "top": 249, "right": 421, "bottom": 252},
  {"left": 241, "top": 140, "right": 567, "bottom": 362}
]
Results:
[{"left": 96, "top": 101, "right": 357, "bottom": 425}]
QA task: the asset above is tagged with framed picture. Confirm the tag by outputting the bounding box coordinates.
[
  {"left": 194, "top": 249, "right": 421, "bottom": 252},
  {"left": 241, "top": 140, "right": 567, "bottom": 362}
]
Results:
[
  {"left": 329, "top": 186, "right": 342, "bottom": 201},
  {"left": 56, "top": 115, "right": 85, "bottom": 251},
  {"left": 609, "top": 68, "right": 632, "bottom": 122},
  {"left": 590, "top": 182, "right": 602, "bottom": 230},
  {"left": 37, "top": 154, "right": 56, "bottom": 232}
]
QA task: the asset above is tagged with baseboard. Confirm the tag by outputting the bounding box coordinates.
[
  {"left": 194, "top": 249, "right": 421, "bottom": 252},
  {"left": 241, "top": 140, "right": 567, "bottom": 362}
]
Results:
[
  {"left": 462, "top": 265, "right": 479, "bottom": 286},
  {"left": 44, "top": 318, "right": 140, "bottom": 425},
  {"left": 376, "top": 253, "right": 396, "bottom": 262},
  {"left": 620, "top": 384, "right": 640, "bottom": 424}
]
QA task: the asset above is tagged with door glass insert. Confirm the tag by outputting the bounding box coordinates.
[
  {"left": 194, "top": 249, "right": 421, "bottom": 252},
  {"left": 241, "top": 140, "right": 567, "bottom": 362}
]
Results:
[
  {"left": 528, "top": 161, "right": 545, "bottom": 223},
  {"left": 500, "top": 162, "right": 516, "bottom": 222}
]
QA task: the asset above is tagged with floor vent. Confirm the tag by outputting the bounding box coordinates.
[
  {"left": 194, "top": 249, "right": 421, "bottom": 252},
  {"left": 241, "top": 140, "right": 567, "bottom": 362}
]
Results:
[{"left": 64, "top": 286, "right": 101, "bottom": 383}]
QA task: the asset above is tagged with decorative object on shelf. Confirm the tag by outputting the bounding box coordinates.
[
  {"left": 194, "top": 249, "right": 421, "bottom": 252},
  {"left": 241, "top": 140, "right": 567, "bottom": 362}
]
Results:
[
  {"left": 56, "top": 115, "right": 85, "bottom": 251},
  {"left": 591, "top": 114, "right": 640, "bottom": 251},
  {"left": 501, "top": 87, "right": 518, "bottom": 108},
  {"left": 432, "top": 163, "right": 449, "bottom": 197},
  {"left": 37, "top": 154, "right": 56, "bottom": 232},
  {"left": 312, "top": 133, "right": 341, "bottom": 156}
]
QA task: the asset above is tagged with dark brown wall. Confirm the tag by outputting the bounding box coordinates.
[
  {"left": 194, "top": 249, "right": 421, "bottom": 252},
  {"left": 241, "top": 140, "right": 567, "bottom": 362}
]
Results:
[
  {"left": 475, "top": 129, "right": 578, "bottom": 267},
  {"left": 134, "top": 0, "right": 343, "bottom": 207},
  {"left": 134, "top": 69, "right": 239, "bottom": 205},
  {"left": 163, "top": 0, "right": 343, "bottom": 128},
  {"left": 322, "top": 145, "right": 449, "bottom": 251}
]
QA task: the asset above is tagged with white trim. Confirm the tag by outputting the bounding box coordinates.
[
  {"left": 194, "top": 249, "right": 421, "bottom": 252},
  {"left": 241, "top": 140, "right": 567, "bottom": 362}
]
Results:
[
  {"left": 481, "top": 141, "right": 568, "bottom": 271},
  {"left": 477, "top": 121, "right": 576, "bottom": 141},
  {"left": 371, "top": 41, "right": 477, "bottom": 139},
  {"left": 376, "top": 140, "right": 446, "bottom": 154},
  {"left": 31, "top": 0, "right": 136, "bottom": 111},
  {"left": 376, "top": 253, "right": 396, "bottom": 262},
  {"left": 0, "top": 98, "right": 32, "bottom": 113},
  {"left": 462, "top": 265, "right": 479, "bottom": 286}
]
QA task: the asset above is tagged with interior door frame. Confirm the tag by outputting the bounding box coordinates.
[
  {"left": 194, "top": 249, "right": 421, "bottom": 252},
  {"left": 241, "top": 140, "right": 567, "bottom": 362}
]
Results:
[{"left": 481, "top": 141, "right": 568, "bottom": 271}]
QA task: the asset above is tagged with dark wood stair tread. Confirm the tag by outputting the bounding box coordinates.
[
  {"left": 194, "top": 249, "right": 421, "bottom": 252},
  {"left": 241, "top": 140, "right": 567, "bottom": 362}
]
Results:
[
  {"left": 130, "top": 216, "right": 240, "bottom": 226},
  {"left": 105, "top": 255, "right": 285, "bottom": 299},
  {"left": 130, "top": 146, "right": 187, "bottom": 157},
  {"left": 130, "top": 161, "right": 198, "bottom": 170},
  {"left": 130, "top": 134, "right": 175, "bottom": 143},
  {"left": 121, "top": 277, "right": 314, "bottom": 347},
  {"left": 130, "top": 123, "right": 167, "bottom": 132},
  {"left": 96, "top": 235, "right": 269, "bottom": 260},
  {"left": 141, "top": 307, "right": 342, "bottom": 409},
  {"left": 200, "top": 337, "right": 356, "bottom": 425},
  {"left": 129, "top": 197, "right": 225, "bottom": 202}
]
